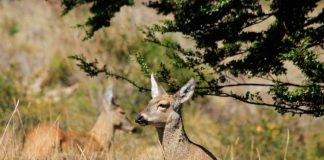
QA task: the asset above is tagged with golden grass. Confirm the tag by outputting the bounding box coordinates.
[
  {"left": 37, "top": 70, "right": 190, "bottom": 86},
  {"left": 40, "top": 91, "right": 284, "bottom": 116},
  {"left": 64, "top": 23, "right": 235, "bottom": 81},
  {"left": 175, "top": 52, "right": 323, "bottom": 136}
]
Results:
[{"left": 2, "top": 98, "right": 324, "bottom": 160}]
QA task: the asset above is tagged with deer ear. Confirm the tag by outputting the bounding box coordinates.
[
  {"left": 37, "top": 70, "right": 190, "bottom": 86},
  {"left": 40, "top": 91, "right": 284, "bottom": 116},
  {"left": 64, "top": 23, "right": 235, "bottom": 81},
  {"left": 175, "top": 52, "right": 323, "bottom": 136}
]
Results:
[
  {"left": 103, "top": 87, "right": 114, "bottom": 109},
  {"left": 177, "top": 78, "right": 195, "bottom": 103},
  {"left": 151, "top": 74, "right": 167, "bottom": 98}
]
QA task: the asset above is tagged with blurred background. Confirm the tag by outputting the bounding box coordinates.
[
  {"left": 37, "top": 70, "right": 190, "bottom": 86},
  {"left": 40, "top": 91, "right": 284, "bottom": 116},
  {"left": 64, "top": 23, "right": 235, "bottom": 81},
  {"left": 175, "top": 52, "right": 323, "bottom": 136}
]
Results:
[{"left": 0, "top": 0, "right": 324, "bottom": 159}]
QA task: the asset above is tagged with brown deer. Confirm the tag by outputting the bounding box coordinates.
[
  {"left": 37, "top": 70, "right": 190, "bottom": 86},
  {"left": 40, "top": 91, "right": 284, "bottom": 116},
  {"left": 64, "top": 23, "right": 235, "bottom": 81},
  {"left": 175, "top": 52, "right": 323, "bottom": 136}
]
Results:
[
  {"left": 135, "top": 75, "right": 218, "bottom": 160},
  {"left": 23, "top": 87, "right": 136, "bottom": 159}
]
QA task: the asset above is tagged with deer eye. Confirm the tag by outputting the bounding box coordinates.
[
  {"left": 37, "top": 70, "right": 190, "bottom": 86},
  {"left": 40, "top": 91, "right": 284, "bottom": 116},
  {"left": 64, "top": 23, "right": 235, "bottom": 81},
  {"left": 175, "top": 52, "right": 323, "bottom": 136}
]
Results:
[{"left": 158, "top": 104, "right": 169, "bottom": 109}]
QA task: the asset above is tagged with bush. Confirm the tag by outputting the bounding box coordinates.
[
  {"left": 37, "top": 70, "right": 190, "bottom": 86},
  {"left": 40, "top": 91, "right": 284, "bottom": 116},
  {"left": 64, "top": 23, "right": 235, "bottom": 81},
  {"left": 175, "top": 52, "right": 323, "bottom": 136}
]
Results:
[
  {"left": 44, "top": 51, "right": 76, "bottom": 87},
  {"left": 0, "top": 65, "right": 23, "bottom": 117}
]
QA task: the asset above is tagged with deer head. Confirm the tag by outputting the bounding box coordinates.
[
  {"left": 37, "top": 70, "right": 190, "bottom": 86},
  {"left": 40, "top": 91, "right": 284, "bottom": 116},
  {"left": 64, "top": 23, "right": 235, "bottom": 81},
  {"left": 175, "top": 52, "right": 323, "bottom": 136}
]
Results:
[
  {"left": 103, "top": 88, "right": 136, "bottom": 133},
  {"left": 135, "top": 74, "right": 195, "bottom": 128}
]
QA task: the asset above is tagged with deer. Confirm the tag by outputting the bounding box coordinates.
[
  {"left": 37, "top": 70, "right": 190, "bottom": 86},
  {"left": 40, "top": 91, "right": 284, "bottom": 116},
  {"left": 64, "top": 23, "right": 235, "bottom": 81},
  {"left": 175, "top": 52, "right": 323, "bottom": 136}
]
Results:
[
  {"left": 22, "top": 87, "right": 136, "bottom": 159},
  {"left": 135, "top": 74, "right": 218, "bottom": 160}
]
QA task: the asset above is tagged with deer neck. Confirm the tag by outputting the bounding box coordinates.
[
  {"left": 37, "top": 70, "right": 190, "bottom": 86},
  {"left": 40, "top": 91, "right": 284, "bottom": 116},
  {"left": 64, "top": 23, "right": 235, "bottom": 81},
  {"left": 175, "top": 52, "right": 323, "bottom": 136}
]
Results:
[
  {"left": 156, "top": 110, "right": 190, "bottom": 158},
  {"left": 89, "top": 111, "right": 115, "bottom": 148}
]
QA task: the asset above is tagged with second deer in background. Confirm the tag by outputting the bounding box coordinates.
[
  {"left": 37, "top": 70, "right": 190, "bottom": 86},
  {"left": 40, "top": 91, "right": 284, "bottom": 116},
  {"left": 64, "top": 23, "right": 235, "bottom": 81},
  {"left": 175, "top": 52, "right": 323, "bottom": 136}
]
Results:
[{"left": 22, "top": 87, "right": 136, "bottom": 159}]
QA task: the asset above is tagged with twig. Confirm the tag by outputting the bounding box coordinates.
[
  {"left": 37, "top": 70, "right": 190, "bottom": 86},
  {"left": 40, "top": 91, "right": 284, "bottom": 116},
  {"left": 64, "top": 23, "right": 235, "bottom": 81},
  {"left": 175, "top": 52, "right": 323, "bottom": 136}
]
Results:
[
  {"left": 0, "top": 100, "right": 20, "bottom": 145},
  {"left": 77, "top": 144, "right": 88, "bottom": 160},
  {"left": 284, "top": 129, "right": 290, "bottom": 160},
  {"left": 256, "top": 148, "right": 261, "bottom": 160},
  {"left": 197, "top": 82, "right": 323, "bottom": 90}
]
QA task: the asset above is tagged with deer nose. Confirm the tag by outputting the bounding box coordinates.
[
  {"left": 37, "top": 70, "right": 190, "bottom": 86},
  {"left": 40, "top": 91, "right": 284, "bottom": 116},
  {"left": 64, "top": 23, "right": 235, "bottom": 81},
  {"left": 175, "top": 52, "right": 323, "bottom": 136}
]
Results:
[
  {"left": 135, "top": 114, "right": 148, "bottom": 126},
  {"left": 135, "top": 114, "right": 144, "bottom": 122},
  {"left": 131, "top": 127, "right": 137, "bottom": 133}
]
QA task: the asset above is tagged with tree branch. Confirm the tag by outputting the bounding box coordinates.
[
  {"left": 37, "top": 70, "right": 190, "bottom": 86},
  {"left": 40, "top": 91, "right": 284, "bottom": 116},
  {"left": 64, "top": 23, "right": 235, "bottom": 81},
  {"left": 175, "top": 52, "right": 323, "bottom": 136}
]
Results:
[
  {"left": 70, "top": 54, "right": 324, "bottom": 116},
  {"left": 217, "top": 83, "right": 322, "bottom": 88},
  {"left": 220, "top": 92, "right": 324, "bottom": 116},
  {"left": 242, "top": 13, "right": 274, "bottom": 30}
]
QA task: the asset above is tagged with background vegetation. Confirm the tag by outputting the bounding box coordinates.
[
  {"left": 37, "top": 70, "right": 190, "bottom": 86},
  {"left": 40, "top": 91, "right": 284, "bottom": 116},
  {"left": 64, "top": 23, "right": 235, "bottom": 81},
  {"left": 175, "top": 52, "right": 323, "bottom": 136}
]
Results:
[
  {"left": 63, "top": 0, "right": 324, "bottom": 116},
  {"left": 0, "top": 0, "right": 323, "bottom": 159}
]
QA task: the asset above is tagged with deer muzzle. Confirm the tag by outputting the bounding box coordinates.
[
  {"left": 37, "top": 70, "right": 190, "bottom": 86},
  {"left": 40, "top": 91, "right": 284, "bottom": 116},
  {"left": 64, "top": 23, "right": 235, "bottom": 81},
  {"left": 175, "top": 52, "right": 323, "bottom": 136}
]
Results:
[{"left": 135, "top": 114, "right": 148, "bottom": 126}]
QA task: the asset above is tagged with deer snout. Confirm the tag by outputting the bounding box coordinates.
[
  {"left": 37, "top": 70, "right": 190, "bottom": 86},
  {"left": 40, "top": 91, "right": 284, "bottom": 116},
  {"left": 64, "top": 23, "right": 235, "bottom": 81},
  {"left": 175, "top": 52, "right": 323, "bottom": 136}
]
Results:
[
  {"left": 135, "top": 114, "right": 148, "bottom": 126},
  {"left": 125, "top": 126, "right": 137, "bottom": 134},
  {"left": 130, "top": 127, "right": 137, "bottom": 133}
]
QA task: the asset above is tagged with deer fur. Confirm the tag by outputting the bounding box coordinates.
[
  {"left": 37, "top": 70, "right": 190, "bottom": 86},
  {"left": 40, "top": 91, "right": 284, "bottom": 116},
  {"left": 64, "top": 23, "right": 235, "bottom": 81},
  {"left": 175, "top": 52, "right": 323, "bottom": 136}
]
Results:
[
  {"left": 23, "top": 88, "right": 135, "bottom": 159},
  {"left": 135, "top": 75, "right": 218, "bottom": 160}
]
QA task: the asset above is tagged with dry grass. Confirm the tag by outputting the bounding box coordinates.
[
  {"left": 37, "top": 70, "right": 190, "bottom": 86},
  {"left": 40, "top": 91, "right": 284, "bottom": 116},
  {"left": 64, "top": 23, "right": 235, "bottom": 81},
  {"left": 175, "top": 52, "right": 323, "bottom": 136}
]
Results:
[{"left": 2, "top": 98, "right": 324, "bottom": 160}]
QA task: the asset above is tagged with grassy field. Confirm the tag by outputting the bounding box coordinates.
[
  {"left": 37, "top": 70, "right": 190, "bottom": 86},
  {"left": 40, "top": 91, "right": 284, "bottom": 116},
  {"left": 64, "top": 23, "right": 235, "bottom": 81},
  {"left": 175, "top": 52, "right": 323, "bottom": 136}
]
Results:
[{"left": 0, "top": 0, "right": 324, "bottom": 160}]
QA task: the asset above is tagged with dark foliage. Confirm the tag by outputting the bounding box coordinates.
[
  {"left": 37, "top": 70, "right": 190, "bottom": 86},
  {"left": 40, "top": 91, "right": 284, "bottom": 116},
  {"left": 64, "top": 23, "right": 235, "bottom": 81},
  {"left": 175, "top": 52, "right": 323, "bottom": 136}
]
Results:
[
  {"left": 63, "top": 0, "right": 324, "bottom": 116},
  {"left": 61, "top": 0, "right": 134, "bottom": 39}
]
